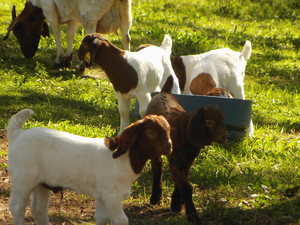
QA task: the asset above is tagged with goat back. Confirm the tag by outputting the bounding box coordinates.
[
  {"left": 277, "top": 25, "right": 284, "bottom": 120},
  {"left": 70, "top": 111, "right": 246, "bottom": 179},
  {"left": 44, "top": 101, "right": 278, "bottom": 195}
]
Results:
[{"left": 145, "top": 92, "right": 184, "bottom": 117}]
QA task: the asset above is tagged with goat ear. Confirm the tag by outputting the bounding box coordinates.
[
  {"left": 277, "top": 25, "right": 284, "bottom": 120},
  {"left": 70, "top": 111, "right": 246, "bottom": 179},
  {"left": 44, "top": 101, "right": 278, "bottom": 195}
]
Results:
[
  {"left": 186, "top": 109, "right": 205, "bottom": 146},
  {"left": 112, "top": 122, "right": 142, "bottom": 158},
  {"left": 3, "top": 5, "right": 17, "bottom": 41}
]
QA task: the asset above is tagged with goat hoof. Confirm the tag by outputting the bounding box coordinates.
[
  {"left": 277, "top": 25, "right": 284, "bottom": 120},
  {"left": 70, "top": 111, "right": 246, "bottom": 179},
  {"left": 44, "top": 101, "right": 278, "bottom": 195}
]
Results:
[
  {"left": 170, "top": 201, "right": 182, "bottom": 213},
  {"left": 187, "top": 213, "right": 201, "bottom": 225},
  {"left": 150, "top": 195, "right": 161, "bottom": 205},
  {"left": 76, "top": 61, "right": 86, "bottom": 73}
]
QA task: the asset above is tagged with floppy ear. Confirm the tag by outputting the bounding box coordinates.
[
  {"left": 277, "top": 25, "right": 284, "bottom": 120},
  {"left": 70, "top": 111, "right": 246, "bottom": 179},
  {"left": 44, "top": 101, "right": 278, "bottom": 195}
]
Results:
[
  {"left": 112, "top": 121, "right": 142, "bottom": 159},
  {"left": 186, "top": 108, "right": 206, "bottom": 146}
]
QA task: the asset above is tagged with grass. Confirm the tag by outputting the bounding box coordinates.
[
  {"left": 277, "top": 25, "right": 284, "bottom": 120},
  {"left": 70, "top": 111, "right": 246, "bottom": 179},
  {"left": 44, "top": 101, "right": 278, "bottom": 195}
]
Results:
[{"left": 0, "top": 0, "right": 300, "bottom": 224}]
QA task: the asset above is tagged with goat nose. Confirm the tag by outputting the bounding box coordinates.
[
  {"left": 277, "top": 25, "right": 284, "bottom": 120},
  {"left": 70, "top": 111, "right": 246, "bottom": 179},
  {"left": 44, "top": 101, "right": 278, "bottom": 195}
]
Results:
[{"left": 221, "top": 134, "right": 228, "bottom": 142}]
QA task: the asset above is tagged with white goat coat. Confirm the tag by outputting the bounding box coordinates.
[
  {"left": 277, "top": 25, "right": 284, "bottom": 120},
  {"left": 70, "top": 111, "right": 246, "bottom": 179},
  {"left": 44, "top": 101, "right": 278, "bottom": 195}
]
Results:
[
  {"left": 8, "top": 127, "right": 136, "bottom": 199},
  {"left": 185, "top": 47, "right": 250, "bottom": 99},
  {"left": 28, "top": 0, "right": 132, "bottom": 63},
  {"left": 7, "top": 109, "right": 137, "bottom": 225},
  {"left": 177, "top": 41, "right": 253, "bottom": 136}
]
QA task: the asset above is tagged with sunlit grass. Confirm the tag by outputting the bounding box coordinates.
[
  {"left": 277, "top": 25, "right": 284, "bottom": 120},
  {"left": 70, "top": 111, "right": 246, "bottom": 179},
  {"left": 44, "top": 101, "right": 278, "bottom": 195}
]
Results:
[{"left": 0, "top": 0, "right": 299, "bottom": 224}]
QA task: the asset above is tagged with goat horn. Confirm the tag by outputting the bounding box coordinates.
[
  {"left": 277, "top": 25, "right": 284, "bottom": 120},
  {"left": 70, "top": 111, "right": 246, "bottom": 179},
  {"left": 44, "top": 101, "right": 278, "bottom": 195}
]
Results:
[{"left": 3, "top": 5, "right": 17, "bottom": 41}]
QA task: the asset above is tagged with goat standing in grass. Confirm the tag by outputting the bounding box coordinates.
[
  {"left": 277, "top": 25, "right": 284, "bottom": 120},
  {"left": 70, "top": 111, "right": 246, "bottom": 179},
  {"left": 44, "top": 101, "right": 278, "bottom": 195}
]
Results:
[
  {"left": 4, "top": 0, "right": 132, "bottom": 67},
  {"left": 7, "top": 109, "right": 172, "bottom": 225},
  {"left": 145, "top": 76, "right": 228, "bottom": 224},
  {"left": 78, "top": 33, "right": 181, "bottom": 133}
]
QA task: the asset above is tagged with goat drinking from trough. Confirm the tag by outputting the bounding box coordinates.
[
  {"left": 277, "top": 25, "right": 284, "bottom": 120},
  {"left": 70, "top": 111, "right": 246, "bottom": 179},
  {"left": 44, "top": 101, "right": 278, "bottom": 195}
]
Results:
[
  {"left": 171, "top": 40, "right": 254, "bottom": 136},
  {"left": 7, "top": 109, "right": 172, "bottom": 225},
  {"left": 3, "top": 0, "right": 132, "bottom": 67},
  {"left": 144, "top": 76, "right": 228, "bottom": 224},
  {"left": 78, "top": 33, "right": 181, "bottom": 133}
]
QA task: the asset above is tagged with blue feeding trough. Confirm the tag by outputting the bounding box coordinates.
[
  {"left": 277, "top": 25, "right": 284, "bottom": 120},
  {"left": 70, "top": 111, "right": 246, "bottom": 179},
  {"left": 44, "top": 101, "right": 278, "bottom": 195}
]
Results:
[{"left": 134, "top": 93, "right": 252, "bottom": 141}]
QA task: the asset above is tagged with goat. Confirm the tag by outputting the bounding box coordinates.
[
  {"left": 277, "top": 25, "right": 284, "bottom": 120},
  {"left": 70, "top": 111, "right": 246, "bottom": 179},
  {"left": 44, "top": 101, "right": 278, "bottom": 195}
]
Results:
[
  {"left": 78, "top": 33, "right": 181, "bottom": 132},
  {"left": 144, "top": 76, "right": 228, "bottom": 224},
  {"left": 3, "top": 0, "right": 132, "bottom": 67},
  {"left": 7, "top": 109, "right": 172, "bottom": 225},
  {"left": 138, "top": 39, "right": 253, "bottom": 136}
]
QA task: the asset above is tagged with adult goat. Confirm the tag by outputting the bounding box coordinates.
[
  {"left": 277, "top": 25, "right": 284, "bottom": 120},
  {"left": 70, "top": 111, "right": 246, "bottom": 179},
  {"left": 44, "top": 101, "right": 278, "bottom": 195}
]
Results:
[{"left": 3, "top": 0, "right": 132, "bottom": 67}]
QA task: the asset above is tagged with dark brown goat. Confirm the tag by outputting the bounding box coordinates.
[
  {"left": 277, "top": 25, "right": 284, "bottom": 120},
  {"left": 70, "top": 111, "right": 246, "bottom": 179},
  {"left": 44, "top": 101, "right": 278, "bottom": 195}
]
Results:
[
  {"left": 3, "top": 3, "right": 50, "bottom": 58},
  {"left": 145, "top": 76, "right": 228, "bottom": 224}
]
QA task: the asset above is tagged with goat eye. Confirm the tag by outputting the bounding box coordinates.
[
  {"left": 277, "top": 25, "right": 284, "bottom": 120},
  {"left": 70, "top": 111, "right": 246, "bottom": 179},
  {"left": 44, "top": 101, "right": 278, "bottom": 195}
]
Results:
[
  {"left": 205, "top": 119, "right": 215, "bottom": 128},
  {"left": 146, "top": 129, "right": 157, "bottom": 139}
]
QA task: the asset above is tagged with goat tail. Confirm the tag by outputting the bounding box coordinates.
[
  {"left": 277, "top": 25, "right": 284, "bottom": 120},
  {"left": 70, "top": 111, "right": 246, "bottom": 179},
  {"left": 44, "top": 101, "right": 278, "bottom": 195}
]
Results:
[
  {"left": 240, "top": 40, "right": 252, "bottom": 61},
  {"left": 160, "top": 34, "right": 172, "bottom": 55},
  {"left": 7, "top": 109, "right": 34, "bottom": 141}
]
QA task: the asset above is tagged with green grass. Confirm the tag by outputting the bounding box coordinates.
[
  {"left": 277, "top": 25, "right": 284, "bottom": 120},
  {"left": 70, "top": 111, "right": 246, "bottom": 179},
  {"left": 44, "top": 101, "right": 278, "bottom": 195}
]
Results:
[{"left": 0, "top": 0, "right": 300, "bottom": 224}]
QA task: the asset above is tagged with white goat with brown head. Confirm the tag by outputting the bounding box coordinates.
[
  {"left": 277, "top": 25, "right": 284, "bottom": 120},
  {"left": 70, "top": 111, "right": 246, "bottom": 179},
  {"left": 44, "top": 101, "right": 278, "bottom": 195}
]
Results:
[
  {"left": 4, "top": 0, "right": 132, "bottom": 67},
  {"left": 78, "top": 33, "right": 181, "bottom": 133},
  {"left": 7, "top": 109, "right": 172, "bottom": 225}
]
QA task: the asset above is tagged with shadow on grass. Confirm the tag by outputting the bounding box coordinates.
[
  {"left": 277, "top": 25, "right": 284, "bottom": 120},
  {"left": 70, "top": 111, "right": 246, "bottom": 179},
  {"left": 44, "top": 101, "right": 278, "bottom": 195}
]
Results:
[
  {"left": 0, "top": 91, "right": 120, "bottom": 131},
  {"left": 201, "top": 196, "right": 300, "bottom": 225}
]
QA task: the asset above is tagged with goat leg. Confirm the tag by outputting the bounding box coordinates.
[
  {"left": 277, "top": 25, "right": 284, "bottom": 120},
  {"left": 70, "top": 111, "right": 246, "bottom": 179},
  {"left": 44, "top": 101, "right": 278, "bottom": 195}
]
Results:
[
  {"left": 170, "top": 164, "right": 201, "bottom": 224},
  {"left": 150, "top": 157, "right": 164, "bottom": 205},
  {"left": 170, "top": 186, "right": 183, "bottom": 213}
]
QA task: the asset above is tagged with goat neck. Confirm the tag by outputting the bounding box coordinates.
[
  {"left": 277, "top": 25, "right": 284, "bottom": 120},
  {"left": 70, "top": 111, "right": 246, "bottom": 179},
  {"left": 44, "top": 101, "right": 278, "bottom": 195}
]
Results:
[
  {"left": 80, "top": 33, "right": 138, "bottom": 94},
  {"left": 170, "top": 55, "right": 186, "bottom": 91}
]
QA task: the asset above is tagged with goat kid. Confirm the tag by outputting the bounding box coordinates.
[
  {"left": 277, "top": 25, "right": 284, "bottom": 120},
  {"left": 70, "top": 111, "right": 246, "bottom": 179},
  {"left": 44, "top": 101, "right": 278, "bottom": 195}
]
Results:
[
  {"left": 145, "top": 76, "right": 228, "bottom": 224},
  {"left": 172, "top": 40, "right": 254, "bottom": 136},
  {"left": 7, "top": 109, "right": 172, "bottom": 225},
  {"left": 4, "top": 0, "right": 132, "bottom": 67},
  {"left": 78, "top": 33, "right": 181, "bottom": 132}
]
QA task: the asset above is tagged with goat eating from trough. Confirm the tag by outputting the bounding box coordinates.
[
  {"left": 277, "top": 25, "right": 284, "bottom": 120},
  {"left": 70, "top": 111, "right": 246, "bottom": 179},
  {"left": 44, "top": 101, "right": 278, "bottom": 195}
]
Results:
[
  {"left": 78, "top": 33, "right": 181, "bottom": 133},
  {"left": 3, "top": 0, "right": 132, "bottom": 67},
  {"left": 7, "top": 109, "right": 172, "bottom": 225},
  {"left": 144, "top": 76, "right": 228, "bottom": 224}
]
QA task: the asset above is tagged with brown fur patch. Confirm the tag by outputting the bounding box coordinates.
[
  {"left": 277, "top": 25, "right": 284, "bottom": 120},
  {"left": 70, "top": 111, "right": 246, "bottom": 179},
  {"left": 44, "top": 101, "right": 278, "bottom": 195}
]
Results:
[
  {"left": 170, "top": 55, "right": 186, "bottom": 91},
  {"left": 104, "top": 137, "right": 119, "bottom": 151},
  {"left": 190, "top": 72, "right": 216, "bottom": 95},
  {"left": 78, "top": 34, "right": 138, "bottom": 94}
]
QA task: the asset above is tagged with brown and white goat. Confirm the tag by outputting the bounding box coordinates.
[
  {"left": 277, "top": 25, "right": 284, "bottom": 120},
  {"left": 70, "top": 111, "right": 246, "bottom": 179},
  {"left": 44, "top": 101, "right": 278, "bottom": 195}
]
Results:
[
  {"left": 78, "top": 33, "right": 180, "bottom": 133},
  {"left": 144, "top": 76, "right": 228, "bottom": 224},
  {"left": 7, "top": 109, "right": 172, "bottom": 225}
]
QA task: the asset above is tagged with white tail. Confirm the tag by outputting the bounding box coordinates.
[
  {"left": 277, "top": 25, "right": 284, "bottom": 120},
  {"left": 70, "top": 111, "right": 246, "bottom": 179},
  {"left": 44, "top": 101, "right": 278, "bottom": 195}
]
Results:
[
  {"left": 7, "top": 109, "right": 34, "bottom": 141},
  {"left": 240, "top": 40, "right": 252, "bottom": 61},
  {"left": 160, "top": 34, "right": 173, "bottom": 55}
]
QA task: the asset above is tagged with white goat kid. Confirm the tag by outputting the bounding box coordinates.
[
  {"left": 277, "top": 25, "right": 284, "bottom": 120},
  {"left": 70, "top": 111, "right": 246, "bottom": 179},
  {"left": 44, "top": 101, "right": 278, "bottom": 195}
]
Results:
[
  {"left": 7, "top": 109, "right": 172, "bottom": 225},
  {"left": 184, "top": 41, "right": 252, "bottom": 98},
  {"left": 171, "top": 41, "right": 254, "bottom": 136}
]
